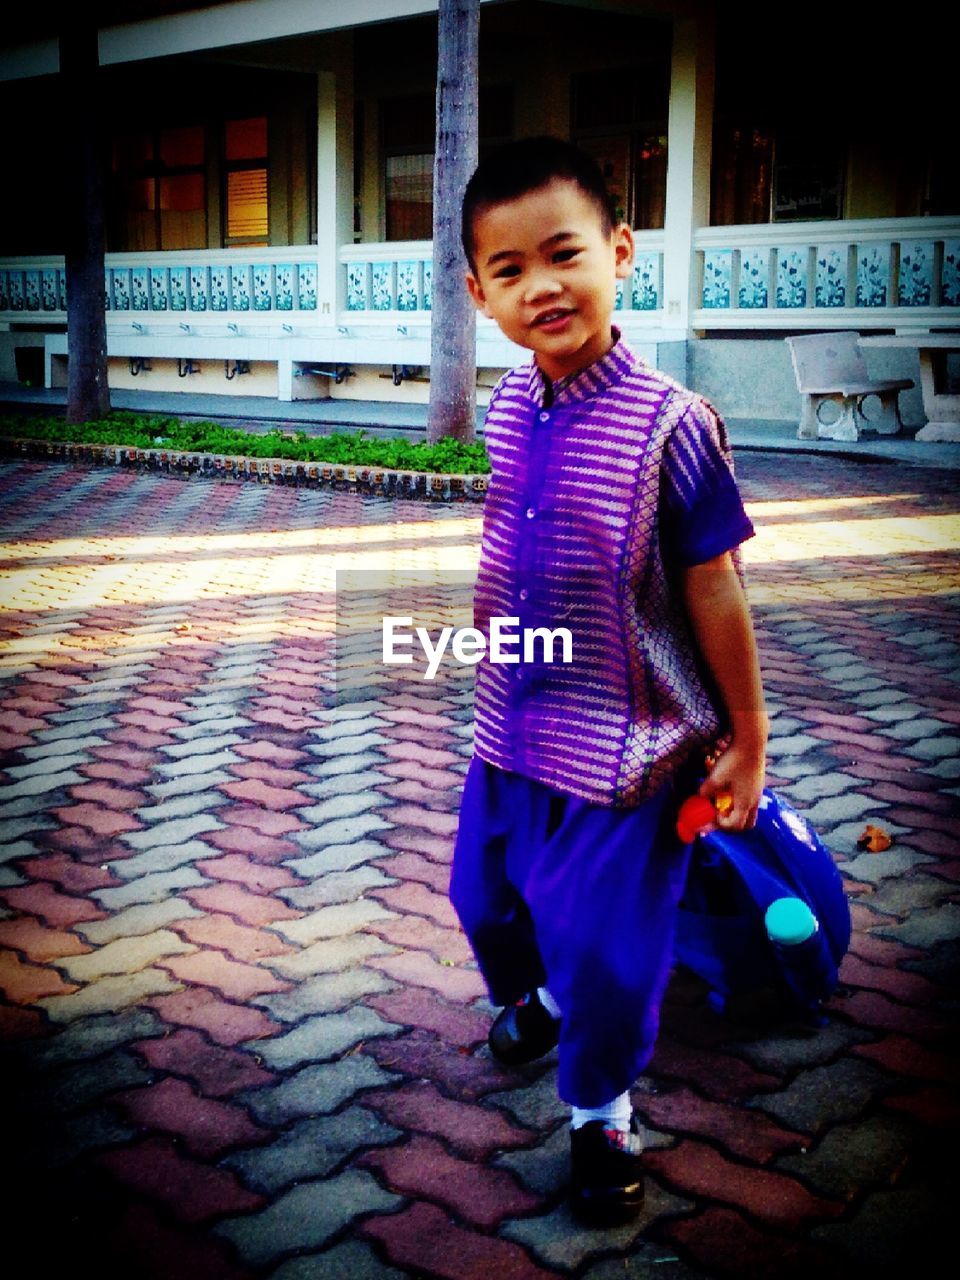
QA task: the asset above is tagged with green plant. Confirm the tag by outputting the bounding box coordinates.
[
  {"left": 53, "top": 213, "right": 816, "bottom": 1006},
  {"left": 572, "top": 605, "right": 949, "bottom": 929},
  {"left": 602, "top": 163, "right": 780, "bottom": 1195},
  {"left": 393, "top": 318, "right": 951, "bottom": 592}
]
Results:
[{"left": 0, "top": 410, "right": 491, "bottom": 474}]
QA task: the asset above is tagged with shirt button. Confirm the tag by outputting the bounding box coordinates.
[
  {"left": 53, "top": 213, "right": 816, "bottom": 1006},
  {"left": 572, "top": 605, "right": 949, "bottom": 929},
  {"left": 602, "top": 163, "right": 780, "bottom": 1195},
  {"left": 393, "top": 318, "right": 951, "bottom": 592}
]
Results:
[
  {"left": 519, "top": 587, "right": 529, "bottom": 601},
  {"left": 515, "top": 669, "right": 524, "bottom": 681},
  {"left": 526, "top": 506, "right": 536, "bottom": 519},
  {"left": 538, "top": 411, "right": 550, "bottom": 423}
]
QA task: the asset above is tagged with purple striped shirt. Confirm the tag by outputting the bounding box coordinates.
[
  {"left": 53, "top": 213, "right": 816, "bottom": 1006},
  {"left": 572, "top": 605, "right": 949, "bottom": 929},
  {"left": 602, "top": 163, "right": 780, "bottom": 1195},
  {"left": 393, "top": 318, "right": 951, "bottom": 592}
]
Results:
[{"left": 472, "top": 333, "right": 755, "bottom": 807}]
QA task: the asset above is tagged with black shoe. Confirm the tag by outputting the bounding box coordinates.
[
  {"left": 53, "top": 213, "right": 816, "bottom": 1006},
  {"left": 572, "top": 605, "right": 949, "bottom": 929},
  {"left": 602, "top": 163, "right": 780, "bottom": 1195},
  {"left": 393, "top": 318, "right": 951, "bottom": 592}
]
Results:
[
  {"left": 488, "top": 990, "right": 560, "bottom": 1065},
  {"left": 570, "top": 1114, "right": 645, "bottom": 1226}
]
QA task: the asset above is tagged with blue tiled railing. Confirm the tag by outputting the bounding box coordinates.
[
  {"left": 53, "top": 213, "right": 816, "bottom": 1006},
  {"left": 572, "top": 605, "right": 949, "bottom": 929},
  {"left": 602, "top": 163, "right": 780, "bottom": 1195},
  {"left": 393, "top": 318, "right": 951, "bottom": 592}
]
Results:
[
  {"left": 343, "top": 247, "right": 665, "bottom": 314},
  {"left": 4, "top": 220, "right": 957, "bottom": 325},
  {"left": 697, "top": 226, "right": 960, "bottom": 313},
  {"left": 0, "top": 258, "right": 320, "bottom": 315}
]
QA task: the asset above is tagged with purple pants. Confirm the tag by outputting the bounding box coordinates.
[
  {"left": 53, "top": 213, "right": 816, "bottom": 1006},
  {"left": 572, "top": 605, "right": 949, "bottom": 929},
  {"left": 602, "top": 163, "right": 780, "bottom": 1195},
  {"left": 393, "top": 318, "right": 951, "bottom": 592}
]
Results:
[{"left": 450, "top": 756, "right": 694, "bottom": 1108}]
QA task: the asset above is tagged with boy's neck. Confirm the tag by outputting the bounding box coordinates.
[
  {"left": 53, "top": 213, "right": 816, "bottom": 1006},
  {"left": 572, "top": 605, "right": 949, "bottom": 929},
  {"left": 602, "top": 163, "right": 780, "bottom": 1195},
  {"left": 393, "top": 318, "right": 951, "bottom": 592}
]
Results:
[{"left": 534, "top": 326, "right": 620, "bottom": 402}]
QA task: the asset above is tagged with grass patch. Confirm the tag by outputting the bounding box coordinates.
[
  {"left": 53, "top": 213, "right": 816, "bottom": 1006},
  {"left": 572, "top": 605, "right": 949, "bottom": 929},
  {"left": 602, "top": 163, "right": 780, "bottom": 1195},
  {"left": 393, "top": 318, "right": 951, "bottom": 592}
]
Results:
[{"left": 0, "top": 409, "right": 491, "bottom": 474}]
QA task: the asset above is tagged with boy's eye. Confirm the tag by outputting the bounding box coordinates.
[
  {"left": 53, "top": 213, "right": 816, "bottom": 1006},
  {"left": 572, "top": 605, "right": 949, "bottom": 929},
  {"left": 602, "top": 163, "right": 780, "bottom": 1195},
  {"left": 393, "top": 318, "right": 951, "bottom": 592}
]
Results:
[
  {"left": 553, "top": 248, "right": 581, "bottom": 263},
  {"left": 493, "top": 264, "right": 521, "bottom": 280}
]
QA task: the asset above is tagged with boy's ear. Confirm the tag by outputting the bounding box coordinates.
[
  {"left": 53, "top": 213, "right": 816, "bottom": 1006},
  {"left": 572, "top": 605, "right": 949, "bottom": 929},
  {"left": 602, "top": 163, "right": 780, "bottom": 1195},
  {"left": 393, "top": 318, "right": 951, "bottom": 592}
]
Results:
[
  {"left": 614, "top": 223, "right": 635, "bottom": 280},
  {"left": 465, "top": 271, "right": 491, "bottom": 317}
]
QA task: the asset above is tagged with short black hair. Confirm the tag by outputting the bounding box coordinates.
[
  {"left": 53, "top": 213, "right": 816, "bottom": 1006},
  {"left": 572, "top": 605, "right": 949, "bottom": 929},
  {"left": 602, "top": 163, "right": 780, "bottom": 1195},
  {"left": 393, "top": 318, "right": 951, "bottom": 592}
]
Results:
[{"left": 461, "top": 136, "right": 618, "bottom": 275}]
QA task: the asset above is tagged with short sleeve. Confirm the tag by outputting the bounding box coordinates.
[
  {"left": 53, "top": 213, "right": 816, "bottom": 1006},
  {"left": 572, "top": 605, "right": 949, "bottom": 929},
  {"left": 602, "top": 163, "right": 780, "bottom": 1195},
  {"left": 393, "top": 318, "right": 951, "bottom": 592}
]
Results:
[{"left": 659, "top": 398, "right": 755, "bottom": 567}]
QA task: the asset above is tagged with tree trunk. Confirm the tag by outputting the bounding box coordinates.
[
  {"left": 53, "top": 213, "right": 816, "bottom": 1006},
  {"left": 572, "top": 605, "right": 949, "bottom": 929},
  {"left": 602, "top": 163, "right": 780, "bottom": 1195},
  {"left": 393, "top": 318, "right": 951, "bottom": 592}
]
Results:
[
  {"left": 427, "top": 0, "right": 479, "bottom": 445},
  {"left": 60, "top": 18, "right": 110, "bottom": 424}
]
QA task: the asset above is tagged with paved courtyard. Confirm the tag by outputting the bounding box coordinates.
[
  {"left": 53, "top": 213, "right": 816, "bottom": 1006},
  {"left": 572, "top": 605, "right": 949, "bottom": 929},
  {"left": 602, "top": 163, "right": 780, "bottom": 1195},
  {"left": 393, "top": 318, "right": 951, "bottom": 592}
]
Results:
[{"left": 0, "top": 450, "right": 957, "bottom": 1279}]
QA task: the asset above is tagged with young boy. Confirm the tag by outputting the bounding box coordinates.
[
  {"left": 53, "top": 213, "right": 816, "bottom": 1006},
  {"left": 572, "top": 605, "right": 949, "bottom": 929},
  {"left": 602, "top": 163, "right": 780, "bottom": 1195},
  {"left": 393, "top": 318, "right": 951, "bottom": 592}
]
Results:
[{"left": 449, "top": 137, "right": 768, "bottom": 1225}]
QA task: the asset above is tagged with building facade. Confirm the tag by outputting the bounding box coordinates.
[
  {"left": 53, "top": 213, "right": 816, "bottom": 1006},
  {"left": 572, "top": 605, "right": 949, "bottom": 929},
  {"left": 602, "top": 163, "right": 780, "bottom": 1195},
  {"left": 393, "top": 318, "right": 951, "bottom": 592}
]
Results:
[{"left": 1, "top": 0, "right": 957, "bottom": 423}]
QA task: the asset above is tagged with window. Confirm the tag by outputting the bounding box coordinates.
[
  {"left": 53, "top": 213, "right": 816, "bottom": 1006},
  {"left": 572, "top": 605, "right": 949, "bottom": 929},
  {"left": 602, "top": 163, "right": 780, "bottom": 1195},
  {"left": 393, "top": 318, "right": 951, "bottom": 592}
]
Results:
[
  {"left": 109, "top": 124, "right": 207, "bottom": 251},
  {"left": 711, "top": 120, "right": 774, "bottom": 225},
  {"left": 572, "top": 66, "right": 669, "bottom": 231},
  {"left": 385, "top": 152, "right": 434, "bottom": 241},
  {"left": 380, "top": 88, "right": 513, "bottom": 241},
  {"left": 224, "top": 116, "right": 269, "bottom": 246},
  {"left": 771, "top": 131, "right": 843, "bottom": 222},
  {"left": 711, "top": 119, "right": 844, "bottom": 225}
]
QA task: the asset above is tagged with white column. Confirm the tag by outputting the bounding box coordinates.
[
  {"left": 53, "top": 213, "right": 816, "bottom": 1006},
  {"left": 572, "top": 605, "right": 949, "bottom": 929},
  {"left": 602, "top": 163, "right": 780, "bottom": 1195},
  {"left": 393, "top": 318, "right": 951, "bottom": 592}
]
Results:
[
  {"left": 661, "top": 10, "right": 715, "bottom": 338},
  {"left": 316, "top": 62, "right": 354, "bottom": 320}
]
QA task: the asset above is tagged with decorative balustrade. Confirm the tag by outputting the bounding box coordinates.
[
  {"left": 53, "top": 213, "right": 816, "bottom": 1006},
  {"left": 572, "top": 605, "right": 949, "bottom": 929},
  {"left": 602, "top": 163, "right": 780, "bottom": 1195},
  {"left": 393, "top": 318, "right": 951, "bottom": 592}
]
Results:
[
  {"left": 0, "top": 249, "right": 321, "bottom": 318},
  {"left": 694, "top": 217, "right": 960, "bottom": 324},
  {"left": 4, "top": 219, "right": 958, "bottom": 331},
  {"left": 342, "top": 243, "right": 434, "bottom": 314},
  {"left": 340, "top": 234, "right": 667, "bottom": 316}
]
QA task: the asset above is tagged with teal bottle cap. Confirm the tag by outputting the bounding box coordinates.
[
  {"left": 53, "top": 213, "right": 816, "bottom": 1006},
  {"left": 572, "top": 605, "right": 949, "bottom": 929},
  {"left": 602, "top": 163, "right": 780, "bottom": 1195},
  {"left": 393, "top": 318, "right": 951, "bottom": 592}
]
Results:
[{"left": 765, "top": 897, "right": 818, "bottom": 945}]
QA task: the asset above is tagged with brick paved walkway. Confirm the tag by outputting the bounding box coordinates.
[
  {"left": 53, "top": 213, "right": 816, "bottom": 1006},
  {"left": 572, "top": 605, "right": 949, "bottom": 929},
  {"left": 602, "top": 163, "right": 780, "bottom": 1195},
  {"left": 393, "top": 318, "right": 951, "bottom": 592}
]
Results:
[{"left": 0, "top": 455, "right": 957, "bottom": 1279}]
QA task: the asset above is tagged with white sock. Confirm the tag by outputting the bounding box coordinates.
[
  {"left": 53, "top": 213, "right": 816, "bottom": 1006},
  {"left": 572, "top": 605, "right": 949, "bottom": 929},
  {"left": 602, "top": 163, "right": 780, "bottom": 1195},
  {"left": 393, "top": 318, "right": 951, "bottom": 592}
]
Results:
[
  {"left": 570, "top": 1089, "right": 632, "bottom": 1132},
  {"left": 537, "top": 985, "right": 562, "bottom": 1020}
]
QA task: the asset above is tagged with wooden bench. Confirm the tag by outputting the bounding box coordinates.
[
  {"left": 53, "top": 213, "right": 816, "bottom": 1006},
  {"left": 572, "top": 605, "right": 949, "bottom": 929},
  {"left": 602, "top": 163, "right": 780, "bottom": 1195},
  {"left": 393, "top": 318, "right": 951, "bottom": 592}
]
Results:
[{"left": 784, "top": 332, "right": 914, "bottom": 441}]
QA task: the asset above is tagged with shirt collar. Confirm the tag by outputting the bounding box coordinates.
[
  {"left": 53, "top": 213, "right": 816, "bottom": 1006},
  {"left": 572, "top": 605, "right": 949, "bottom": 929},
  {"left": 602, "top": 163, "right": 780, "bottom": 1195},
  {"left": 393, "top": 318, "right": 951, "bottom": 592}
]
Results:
[{"left": 524, "top": 327, "right": 641, "bottom": 408}]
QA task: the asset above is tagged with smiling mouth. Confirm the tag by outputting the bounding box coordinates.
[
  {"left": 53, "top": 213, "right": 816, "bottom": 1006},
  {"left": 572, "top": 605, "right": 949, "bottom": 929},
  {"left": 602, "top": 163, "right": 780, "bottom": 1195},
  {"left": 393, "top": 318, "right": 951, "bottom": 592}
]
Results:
[{"left": 532, "top": 308, "right": 574, "bottom": 329}]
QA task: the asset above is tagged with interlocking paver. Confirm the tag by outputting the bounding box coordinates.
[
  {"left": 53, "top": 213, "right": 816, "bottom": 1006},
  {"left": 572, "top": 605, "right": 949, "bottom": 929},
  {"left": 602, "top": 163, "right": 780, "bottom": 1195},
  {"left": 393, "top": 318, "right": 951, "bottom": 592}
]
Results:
[
  {"left": 279, "top": 864, "right": 396, "bottom": 910},
  {"left": 775, "top": 1113, "right": 915, "bottom": 1200},
  {"left": 37, "top": 966, "right": 182, "bottom": 1022},
  {"left": 133, "top": 1025, "right": 274, "bottom": 1096},
  {"left": 106, "top": 838, "right": 225, "bottom": 881},
  {"left": 0, "top": 767, "right": 86, "bottom": 798},
  {"left": 645, "top": 1139, "right": 845, "bottom": 1229},
  {"left": 368, "top": 948, "right": 487, "bottom": 1002},
  {"left": 746, "top": 1058, "right": 894, "bottom": 1134},
  {"left": 364, "top": 1079, "right": 536, "bottom": 1159},
  {"left": 252, "top": 1006, "right": 402, "bottom": 1070},
  {"left": 301, "top": 769, "right": 394, "bottom": 800},
  {"left": 0, "top": 915, "right": 92, "bottom": 961},
  {"left": 119, "top": 812, "right": 226, "bottom": 850},
  {"left": 666, "top": 1206, "right": 841, "bottom": 1280},
  {"left": 363, "top": 1200, "right": 557, "bottom": 1280},
  {"left": 172, "top": 911, "right": 295, "bottom": 962},
  {"left": 266, "top": 931, "right": 395, "bottom": 979},
  {"left": 224, "top": 1105, "right": 401, "bottom": 1193},
  {"left": 273, "top": 899, "right": 395, "bottom": 944},
  {"left": 57, "top": 929, "right": 195, "bottom": 982},
  {"left": 113, "top": 1075, "right": 270, "bottom": 1157},
  {"left": 503, "top": 1178, "right": 694, "bottom": 1270},
  {"left": 2, "top": 453, "right": 957, "bottom": 1280},
  {"left": 77, "top": 897, "right": 202, "bottom": 945},
  {"left": 268, "top": 1241, "right": 407, "bottom": 1280},
  {"left": 360, "top": 1132, "right": 541, "bottom": 1227},
  {"left": 97, "top": 1136, "right": 265, "bottom": 1223},
  {"left": 23, "top": 1049, "right": 153, "bottom": 1115},
  {"left": 725, "top": 1020, "right": 875, "bottom": 1073},
  {"left": 17, "top": 1007, "right": 164, "bottom": 1069},
  {"left": 240, "top": 1054, "right": 398, "bottom": 1126},
  {"left": 215, "top": 1170, "right": 401, "bottom": 1269},
  {"left": 160, "top": 949, "right": 291, "bottom": 1000},
  {"left": 91, "top": 865, "right": 209, "bottom": 909},
  {"left": 285, "top": 838, "right": 396, "bottom": 877},
  {"left": 183, "top": 881, "right": 304, "bottom": 926},
  {"left": 253, "top": 967, "right": 396, "bottom": 1022},
  {"left": 146, "top": 986, "right": 281, "bottom": 1045}
]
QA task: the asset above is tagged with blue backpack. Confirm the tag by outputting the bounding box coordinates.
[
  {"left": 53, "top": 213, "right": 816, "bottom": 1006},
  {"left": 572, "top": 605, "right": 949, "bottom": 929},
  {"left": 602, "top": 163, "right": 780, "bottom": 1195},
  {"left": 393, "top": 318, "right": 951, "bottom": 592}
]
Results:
[{"left": 673, "top": 788, "right": 851, "bottom": 1022}]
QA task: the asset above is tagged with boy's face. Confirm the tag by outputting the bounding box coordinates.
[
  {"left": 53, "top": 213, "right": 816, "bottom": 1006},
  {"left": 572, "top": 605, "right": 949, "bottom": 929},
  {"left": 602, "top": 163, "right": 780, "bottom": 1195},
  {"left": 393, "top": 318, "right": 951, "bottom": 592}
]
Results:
[{"left": 465, "top": 178, "right": 634, "bottom": 383}]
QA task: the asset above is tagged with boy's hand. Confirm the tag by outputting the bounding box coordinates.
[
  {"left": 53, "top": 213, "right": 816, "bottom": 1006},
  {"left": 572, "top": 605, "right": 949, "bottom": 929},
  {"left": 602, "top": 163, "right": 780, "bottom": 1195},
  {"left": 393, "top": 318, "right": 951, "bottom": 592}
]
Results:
[
  {"left": 681, "top": 553, "right": 768, "bottom": 833},
  {"left": 698, "top": 738, "right": 766, "bottom": 831}
]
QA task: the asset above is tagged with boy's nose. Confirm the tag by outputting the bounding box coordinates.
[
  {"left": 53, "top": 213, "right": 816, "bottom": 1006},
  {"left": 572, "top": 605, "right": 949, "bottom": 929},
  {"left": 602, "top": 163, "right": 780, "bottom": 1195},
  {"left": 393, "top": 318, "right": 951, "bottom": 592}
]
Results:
[{"left": 523, "top": 271, "right": 563, "bottom": 304}]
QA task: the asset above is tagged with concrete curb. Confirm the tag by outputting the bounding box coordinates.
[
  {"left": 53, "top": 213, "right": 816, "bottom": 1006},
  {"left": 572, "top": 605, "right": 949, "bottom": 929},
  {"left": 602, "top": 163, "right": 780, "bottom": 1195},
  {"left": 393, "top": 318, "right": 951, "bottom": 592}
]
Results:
[{"left": 0, "top": 434, "right": 490, "bottom": 501}]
